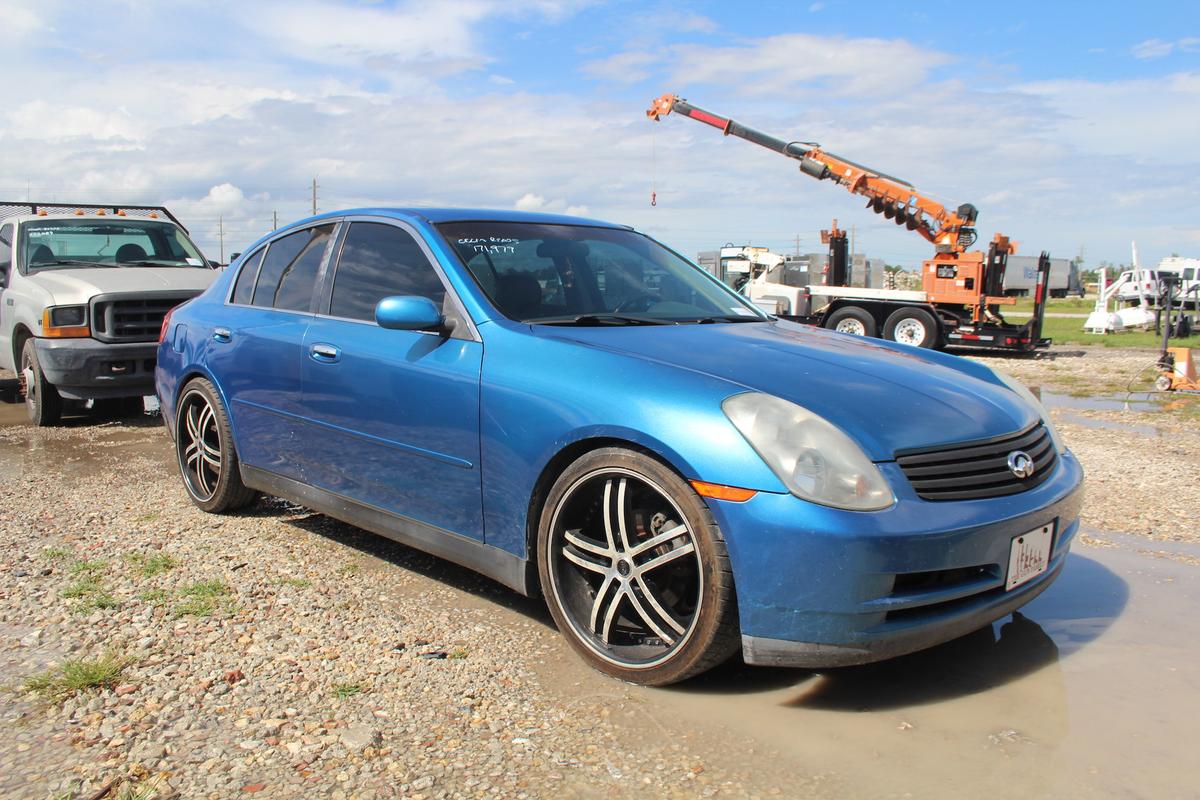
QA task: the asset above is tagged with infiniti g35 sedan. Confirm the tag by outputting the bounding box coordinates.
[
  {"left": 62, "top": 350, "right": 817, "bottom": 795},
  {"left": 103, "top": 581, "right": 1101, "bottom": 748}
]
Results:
[{"left": 155, "top": 208, "right": 1084, "bottom": 685}]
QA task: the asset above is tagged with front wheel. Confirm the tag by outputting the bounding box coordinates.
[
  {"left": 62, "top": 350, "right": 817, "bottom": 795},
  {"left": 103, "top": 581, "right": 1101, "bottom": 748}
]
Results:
[
  {"left": 20, "top": 339, "right": 62, "bottom": 426},
  {"left": 883, "top": 307, "right": 939, "bottom": 348},
  {"left": 537, "top": 447, "right": 740, "bottom": 685},
  {"left": 175, "top": 378, "right": 258, "bottom": 513}
]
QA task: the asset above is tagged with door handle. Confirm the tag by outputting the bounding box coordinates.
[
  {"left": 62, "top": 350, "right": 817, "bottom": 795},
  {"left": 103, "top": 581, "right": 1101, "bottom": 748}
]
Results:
[
  {"left": 310, "top": 343, "right": 341, "bottom": 363},
  {"left": 213, "top": 327, "right": 232, "bottom": 343}
]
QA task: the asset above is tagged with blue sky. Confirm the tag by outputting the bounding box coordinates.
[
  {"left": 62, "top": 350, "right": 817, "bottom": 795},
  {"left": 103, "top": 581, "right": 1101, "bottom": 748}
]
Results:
[{"left": 0, "top": 0, "right": 1197, "bottom": 268}]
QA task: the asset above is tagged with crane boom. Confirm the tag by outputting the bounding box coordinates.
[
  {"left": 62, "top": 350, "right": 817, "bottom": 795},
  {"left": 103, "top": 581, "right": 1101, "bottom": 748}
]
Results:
[{"left": 646, "top": 93, "right": 981, "bottom": 255}]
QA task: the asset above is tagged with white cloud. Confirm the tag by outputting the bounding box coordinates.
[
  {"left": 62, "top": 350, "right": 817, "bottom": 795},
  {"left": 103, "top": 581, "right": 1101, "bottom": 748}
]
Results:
[
  {"left": 565, "top": 204, "right": 590, "bottom": 216},
  {"left": 489, "top": 74, "right": 516, "bottom": 85},
  {"left": 1132, "top": 38, "right": 1175, "bottom": 59},
  {"left": 809, "top": 2, "right": 825, "bottom": 11},
  {"left": 581, "top": 51, "right": 662, "bottom": 83},
  {"left": 515, "top": 193, "right": 547, "bottom": 210}
]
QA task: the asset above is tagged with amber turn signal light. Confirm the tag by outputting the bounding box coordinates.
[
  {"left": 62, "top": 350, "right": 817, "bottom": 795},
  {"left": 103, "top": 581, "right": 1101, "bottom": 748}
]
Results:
[
  {"left": 42, "top": 308, "right": 90, "bottom": 338},
  {"left": 690, "top": 480, "right": 756, "bottom": 502}
]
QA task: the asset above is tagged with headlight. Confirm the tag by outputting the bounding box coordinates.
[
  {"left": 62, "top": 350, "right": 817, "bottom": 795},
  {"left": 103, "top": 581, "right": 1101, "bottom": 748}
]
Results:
[
  {"left": 722, "top": 392, "right": 894, "bottom": 511},
  {"left": 49, "top": 305, "right": 86, "bottom": 327},
  {"left": 994, "top": 370, "right": 1063, "bottom": 452},
  {"left": 42, "top": 305, "right": 90, "bottom": 337}
]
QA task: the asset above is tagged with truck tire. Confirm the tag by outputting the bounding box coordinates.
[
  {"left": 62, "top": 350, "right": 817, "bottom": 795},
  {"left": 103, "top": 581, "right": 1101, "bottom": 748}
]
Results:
[
  {"left": 20, "top": 339, "right": 63, "bottom": 426},
  {"left": 883, "top": 307, "right": 939, "bottom": 348},
  {"left": 825, "top": 306, "right": 876, "bottom": 338}
]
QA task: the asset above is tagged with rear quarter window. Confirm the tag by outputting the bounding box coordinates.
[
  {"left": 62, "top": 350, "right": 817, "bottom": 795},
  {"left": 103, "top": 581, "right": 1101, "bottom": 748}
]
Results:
[{"left": 230, "top": 249, "right": 265, "bottom": 305}]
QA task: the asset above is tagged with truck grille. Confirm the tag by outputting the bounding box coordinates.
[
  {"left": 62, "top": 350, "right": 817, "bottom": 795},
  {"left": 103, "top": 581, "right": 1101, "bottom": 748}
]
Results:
[
  {"left": 91, "top": 293, "right": 199, "bottom": 343},
  {"left": 896, "top": 424, "right": 1056, "bottom": 501}
]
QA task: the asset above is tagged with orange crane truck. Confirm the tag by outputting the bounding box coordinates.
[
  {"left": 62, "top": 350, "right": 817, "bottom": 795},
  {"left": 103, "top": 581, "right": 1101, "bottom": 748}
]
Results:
[{"left": 647, "top": 93, "right": 1051, "bottom": 352}]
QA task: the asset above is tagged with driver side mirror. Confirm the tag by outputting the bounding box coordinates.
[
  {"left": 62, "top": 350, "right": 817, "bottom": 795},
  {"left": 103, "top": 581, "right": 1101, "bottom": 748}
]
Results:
[{"left": 375, "top": 295, "right": 455, "bottom": 334}]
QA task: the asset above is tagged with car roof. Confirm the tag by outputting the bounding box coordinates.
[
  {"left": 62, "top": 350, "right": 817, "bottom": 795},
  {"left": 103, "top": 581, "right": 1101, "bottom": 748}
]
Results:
[{"left": 289, "top": 207, "right": 631, "bottom": 231}]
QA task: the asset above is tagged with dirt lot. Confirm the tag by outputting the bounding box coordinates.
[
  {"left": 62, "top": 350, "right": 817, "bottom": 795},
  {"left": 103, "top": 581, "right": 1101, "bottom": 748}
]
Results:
[{"left": 1, "top": 346, "right": 1198, "bottom": 799}]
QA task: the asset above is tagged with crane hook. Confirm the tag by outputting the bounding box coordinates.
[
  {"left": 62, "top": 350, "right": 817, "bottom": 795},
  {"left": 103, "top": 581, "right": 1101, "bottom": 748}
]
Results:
[{"left": 650, "top": 190, "right": 656, "bottom": 207}]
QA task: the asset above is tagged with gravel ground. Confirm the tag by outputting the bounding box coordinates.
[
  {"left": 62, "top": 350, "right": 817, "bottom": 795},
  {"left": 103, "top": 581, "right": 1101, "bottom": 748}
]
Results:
[{"left": 0, "top": 345, "right": 1197, "bottom": 799}]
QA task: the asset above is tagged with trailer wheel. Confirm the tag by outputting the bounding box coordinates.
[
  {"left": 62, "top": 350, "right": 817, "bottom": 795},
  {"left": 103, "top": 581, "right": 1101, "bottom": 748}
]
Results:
[
  {"left": 825, "top": 307, "right": 876, "bottom": 338},
  {"left": 883, "top": 307, "right": 939, "bottom": 348}
]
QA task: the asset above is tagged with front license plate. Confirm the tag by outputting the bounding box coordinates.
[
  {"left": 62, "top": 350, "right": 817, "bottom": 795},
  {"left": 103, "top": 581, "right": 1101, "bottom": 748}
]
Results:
[{"left": 1006, "top": 523, "right": 1054, "bottom": 591}]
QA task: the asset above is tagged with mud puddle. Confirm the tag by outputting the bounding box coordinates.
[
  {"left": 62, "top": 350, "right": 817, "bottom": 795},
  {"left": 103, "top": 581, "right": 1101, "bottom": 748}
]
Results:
[
  {"left": 532, "top": 535, "right": 1200, "bottom": 799},
  {"left": 0, "top": 399, "right": 170, "bottom": 481}
]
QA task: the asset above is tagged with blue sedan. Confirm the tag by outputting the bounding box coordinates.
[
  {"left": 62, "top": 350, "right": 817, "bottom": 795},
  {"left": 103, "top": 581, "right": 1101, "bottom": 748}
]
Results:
[{"left": 155, "top": 209, "right": 1083, "bottom": 685}]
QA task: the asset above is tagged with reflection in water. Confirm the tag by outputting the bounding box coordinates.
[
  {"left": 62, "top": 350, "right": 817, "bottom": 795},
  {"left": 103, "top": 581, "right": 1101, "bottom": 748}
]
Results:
[{"left": 792, "top": 611, "right": 1060, "bottom": 711}]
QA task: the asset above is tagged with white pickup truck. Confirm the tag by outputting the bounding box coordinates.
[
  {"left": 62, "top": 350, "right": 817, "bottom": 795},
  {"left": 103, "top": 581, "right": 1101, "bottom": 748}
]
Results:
[{"left": 0, "top": 202, "right": 218, "bottom": 425}]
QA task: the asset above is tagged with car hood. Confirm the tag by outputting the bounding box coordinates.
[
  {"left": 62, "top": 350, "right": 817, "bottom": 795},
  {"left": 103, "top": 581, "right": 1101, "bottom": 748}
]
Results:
[
  {"left": 27, "top": 267, "right": 217, "bottom": 304},
  {"left": 535, "top": 321, "right": 1038, "bottom": 461}
]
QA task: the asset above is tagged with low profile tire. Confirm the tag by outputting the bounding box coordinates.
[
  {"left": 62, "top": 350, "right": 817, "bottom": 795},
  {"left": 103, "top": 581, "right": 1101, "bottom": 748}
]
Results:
[
  {"left": 825, "top": 306, "right": 876, "bottom": 338},
  {"left": 537, "top": 447, "right": 740, "bottom": 686},
  {"left": 883, "top": 307, "right": 939, "bottom": 348},
  {"left": 20, "top": 339, "right": 63, "bottom": 427},
  {"left": 174, "top": 378, "right": 257, "bottom": 513}
]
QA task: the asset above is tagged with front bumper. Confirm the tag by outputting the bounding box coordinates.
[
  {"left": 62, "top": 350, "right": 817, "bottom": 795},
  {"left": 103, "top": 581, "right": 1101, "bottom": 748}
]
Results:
[
  {"left": 33, "top": 338, "right": 158, "bottom": 400},
  {"left": 711, "top": 449, "right": 1085, "bottom": 668}
]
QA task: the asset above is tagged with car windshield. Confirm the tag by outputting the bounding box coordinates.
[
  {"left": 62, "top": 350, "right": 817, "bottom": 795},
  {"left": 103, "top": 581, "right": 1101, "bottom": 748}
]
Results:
[
  {"left": 23, "top": 218, "right": 208, "bottom": 272},
  {"left": 437, "top": 222, "right": 768, "bottom": 324}
]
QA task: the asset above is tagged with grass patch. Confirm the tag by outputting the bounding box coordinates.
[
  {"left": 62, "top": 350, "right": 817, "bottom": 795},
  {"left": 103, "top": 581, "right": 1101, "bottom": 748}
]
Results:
[
  {"left": 173, "top": 580, "right": 231, "bottom": 618},
  {"left": 1003, "top": 313, "right": 1200, "bottom": 349},
  {"left": 60, "top": 575, "right": 121, "bottom": 614},
  {"left": 279, "top": 577, "right": 312, "bottom": 588},
  {"left": 339, "top": 563, "right": 361, "bottom": 576},
  {"left": 61, "top": 576, "right": 103, "bottom": 599},
  {"left": 42, "top": 546, "right": 71, "bottom": 560},
  {"left": 126, "top": 552, "right": 177, "bottom": 578},
  {"left": 68, "top": 559, "right": 108, "bottom": 576},
  {"left": 139, "top": 588, "right": 169, "bottom": 604},
  {"left": 332, "top": 682, "right": 363, "bottom": 700},
  {"left": 24, "top": 653, "right": 126, "bottom": 703},
  {"left": 76, "top": 592, "right": 120, "bottom": 613},
  {"left": 448, "top": 649, "right": 469, "bottom": 660}
]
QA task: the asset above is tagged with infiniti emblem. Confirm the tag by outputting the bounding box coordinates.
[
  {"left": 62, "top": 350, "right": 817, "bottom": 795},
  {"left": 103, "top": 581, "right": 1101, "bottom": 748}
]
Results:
[{"left": 1007, "top": 450, "right": 1035, "bottom": 479}]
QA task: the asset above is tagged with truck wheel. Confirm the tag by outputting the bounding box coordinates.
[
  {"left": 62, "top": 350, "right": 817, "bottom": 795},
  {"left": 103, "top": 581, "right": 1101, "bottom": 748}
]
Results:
[
  {"left": 883, "top": 308, "right": 939, "bottom": 348},
  {"left": 825, "top": 307, "right": 876, "bottom": 338},
  {"left": 20, "top": 339, "right": 63, "bottom": 426},
  {"left": 537, "top": 447, "right": 741, "bottom": 686},
  {"left": 175, "top": 378, "right": 258, "bottom": 513}
]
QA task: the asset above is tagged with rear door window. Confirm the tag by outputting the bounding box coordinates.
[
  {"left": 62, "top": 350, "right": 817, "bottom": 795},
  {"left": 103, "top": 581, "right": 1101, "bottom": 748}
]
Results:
[
  {"left": 230, "top": 249, "right": 265, "bottom": 305},
  {"left": 252, "top": 224, "right": 335, "bottom": 311},
  {"left": 328, "top": 222, "right": 446, "bottom": 322}
]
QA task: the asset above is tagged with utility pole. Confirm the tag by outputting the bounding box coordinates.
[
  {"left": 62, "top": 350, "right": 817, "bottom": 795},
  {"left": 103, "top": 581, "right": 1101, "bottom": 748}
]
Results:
[
  {"left": 218, "top": 215, "right": 225, "bottom": 263},
  {"left": 311, "top": 177, "right": 319, "bottom": 216},
  {"left": 272, "top": 210, "right": 278, "bottom": 231},
  {"left": 793, "top": 235, "right": 801, "bottom": 257}
]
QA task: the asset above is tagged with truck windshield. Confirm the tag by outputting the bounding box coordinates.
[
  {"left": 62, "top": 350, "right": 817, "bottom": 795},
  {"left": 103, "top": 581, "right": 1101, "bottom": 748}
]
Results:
[
  {"left": 437, "top": 222, "right": 767, "bottom": 325},
  {"left": 23, "top": 219, "right": 209, "bottom": 272}
]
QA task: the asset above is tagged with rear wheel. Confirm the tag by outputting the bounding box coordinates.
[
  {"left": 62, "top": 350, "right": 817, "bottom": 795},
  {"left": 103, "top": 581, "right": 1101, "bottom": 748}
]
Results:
[
  {"left": 20, "top": 339, "right": 62, "bottom": 427},
  {"left": 825, "top": 306, "right": 876, "bottom": 338},
  {"left": 175, "top": 378, "right": 258, "bottom": 513},
  {"left": 537, "top": 447, "right": 740, "bottom": 685},
  {"left": 883, "top": 307, "right": 939, "bottom": 348}
]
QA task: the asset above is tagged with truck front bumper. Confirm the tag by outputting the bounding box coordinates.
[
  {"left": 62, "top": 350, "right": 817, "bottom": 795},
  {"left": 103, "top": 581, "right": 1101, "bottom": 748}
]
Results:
[
  {"left": 33, "top": 338, "right": 159, "bottom": 400},
  {"left": 708, "top": 450, "right": 1085, "bottom": 668}
]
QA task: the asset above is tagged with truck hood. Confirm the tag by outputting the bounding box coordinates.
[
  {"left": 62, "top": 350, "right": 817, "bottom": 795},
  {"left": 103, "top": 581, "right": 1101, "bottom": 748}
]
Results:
[
  {"left": 536, "top": 320, "right": 1039, "bottom": 461},
  {"left": 27, "top": 267, "right": 217, "bottom": 304}
]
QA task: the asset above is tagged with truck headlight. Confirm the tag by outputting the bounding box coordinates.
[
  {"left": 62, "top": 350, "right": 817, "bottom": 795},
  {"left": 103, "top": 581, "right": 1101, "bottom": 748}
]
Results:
[
  {"left": 994, "top": 370, "right": 1063, "bottom": 452},
  {"left": 722, "top": 392, "right": 894, "bottom": 511},
  {"left": 42, "top": 305, "right": 90, "bottom": 337}
]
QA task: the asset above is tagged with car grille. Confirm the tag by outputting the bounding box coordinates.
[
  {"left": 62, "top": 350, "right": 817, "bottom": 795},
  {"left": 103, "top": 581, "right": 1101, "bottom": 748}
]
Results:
[
  {"left": 91, "top": 293, "right": 199, "bottom": 343},
  {"left": 895, "top": 424, "right": 1057, "bottom": 501}
]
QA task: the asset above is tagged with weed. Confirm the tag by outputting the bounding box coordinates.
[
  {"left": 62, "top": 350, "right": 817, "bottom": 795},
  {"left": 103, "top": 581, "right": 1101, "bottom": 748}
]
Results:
[
  {"left": 448, "top": 649, "right": 469, "bottom": 660},
  {"left": 332, "top": 682, "right": 363, "bottom": 700},
  {"left": 42, "top": 546, "right": 71, "bottom": 560},
  {"left": 61, "top": 576, "right": 103, "bottom": 599},
  {"left": 339, "top": 563, "right": 361, "bottom": 576},
  {"left": 279, "top": 577, "right": 312, "bottom": 588},
  {"left": 126, "top": 552, "right": 177, "bottom": 578},
  {"left": 68, "top": 559, "right": 108, "bottom": 576},
  {"left": 76, "top": 591, "right": 120, "bottom": 614},
  {"left": 139, "top": 588, "right": 169, "bottom": 604},
  {"left": 23, "top": 653, "right": 125, "bottom": 702},
  {"left": 173, "top": 580, "right": 231, "bottom": 618}
]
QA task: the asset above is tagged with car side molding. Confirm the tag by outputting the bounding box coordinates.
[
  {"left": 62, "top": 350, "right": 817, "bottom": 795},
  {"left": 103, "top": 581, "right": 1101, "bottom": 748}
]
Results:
[{"left": 240, "top": 464, "right": 536, "bottom": 596}]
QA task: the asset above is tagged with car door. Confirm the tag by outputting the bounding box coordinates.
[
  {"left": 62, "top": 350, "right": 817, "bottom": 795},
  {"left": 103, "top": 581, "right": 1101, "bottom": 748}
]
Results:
[
  {"left": 298, "top": 218, "right": 484, "bottom": 540},
  {"left": 205, "top": 222, "right": 337, "bottom": 481}
]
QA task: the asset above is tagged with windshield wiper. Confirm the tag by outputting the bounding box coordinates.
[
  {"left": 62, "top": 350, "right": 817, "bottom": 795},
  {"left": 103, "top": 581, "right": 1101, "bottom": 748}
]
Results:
[
  {"left": 29, "top": 259, "right": 110, "bottom": 269},
  {"left": 695, "top": 315, "right": 768, "bottom": 324},
  {"left": 120, "top": 260, "right": 193, "bottom": 268},
  {"left": 533, "top": 314, "right": 671, "bottom": 326}
]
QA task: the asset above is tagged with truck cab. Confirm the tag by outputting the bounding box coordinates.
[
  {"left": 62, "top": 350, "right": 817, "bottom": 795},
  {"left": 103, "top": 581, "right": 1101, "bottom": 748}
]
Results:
[{"left": 0, "top": 203, "right": 218, "bottom": 425}]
